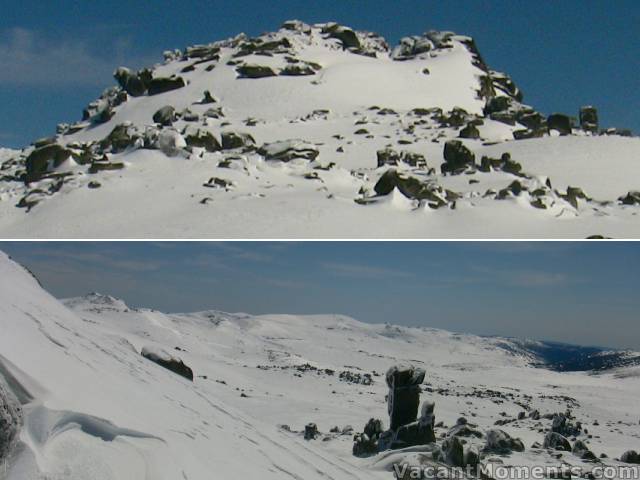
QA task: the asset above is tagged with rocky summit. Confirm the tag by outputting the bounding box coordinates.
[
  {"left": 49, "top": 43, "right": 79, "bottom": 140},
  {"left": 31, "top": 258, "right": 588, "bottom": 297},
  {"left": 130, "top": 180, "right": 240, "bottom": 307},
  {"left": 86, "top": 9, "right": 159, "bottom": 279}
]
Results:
[{"left": 0, "top": 20, "right": 639, "bottom": 238}]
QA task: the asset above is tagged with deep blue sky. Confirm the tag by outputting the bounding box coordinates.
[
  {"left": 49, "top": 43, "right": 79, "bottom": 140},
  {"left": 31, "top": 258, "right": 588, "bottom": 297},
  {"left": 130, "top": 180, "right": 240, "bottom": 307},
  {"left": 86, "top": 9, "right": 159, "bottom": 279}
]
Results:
[
  {"left": 2, "top": 241, "right": 639, "bottom": 350},
  {"left": 0, "top": 0, "right": 638, "bottom": 147}
]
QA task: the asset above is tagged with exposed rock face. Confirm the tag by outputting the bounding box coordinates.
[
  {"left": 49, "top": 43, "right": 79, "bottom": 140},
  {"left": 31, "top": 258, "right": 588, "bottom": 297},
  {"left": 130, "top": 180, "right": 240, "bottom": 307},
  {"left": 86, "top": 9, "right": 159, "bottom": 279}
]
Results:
[
  {"left": 543, "top": 431, "right": 572, "bottom": 451},
  {"left": 619, "top": 191, "right": 640, "bottom": 205},
  {"left": 0, "top": 381, "right": 23, "bottom": 464},
  {"left": 322, "top": 23, "right": 360, "bottom": 50},
  {"left": 392, "top": 36, "right": 432, "bottom": 60},
  {"left": 386, "top": 364, "right": 425, "bottom": 431},
  {"left": 459, "top": 123, "right": 480, "bottom": 139},
  {"left": 579, "top": 106, "right": 598, "bottom": 133},
  {"left": 373, "top": 169, "right": 452, "bottom": 207},
  {"left": 141, "top": 346, "right": 193, "bottom": 381},
  {"left": 114, "top": 67, "right": 150, "bottom": 97},
  {"left": 572, "top": 440, "right": 597, "bottom": 461},
  {"left": 442, "top": 140, "right": 476, "bottom": 174},
  {"left": 376, "top": 149, "right": 427, "bottom": 169},
  {"left": 551, "top": 413, "right": 581, "bottom": 436}
]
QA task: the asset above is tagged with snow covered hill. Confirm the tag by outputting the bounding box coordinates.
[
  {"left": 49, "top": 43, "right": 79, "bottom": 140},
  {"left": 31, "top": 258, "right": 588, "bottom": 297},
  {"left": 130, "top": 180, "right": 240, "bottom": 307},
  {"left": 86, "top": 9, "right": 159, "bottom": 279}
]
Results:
[
  {"left": 1, "top": 252, "right": 640, "bottom": 479},
  {"left": 0, "top": 21, "right": 638, "bottom": 238}
]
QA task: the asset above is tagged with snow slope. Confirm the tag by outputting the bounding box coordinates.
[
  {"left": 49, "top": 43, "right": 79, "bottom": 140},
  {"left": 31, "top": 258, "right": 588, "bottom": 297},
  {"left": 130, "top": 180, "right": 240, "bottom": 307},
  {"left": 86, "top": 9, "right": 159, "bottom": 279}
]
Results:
[
  {"left": 0, "top": 21, "right": 638, "bottom": 238},
  {"left": 1, "top": 252, "right": 640, "bottom": 479}
]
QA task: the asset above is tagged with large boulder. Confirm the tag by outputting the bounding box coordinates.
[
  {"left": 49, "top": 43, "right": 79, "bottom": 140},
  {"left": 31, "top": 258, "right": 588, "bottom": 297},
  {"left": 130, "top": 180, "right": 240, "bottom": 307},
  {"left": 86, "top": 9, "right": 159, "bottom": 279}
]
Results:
[
  {"left": 221, "top": 131, "right": 256, "bottom": 150},
  {"left": 373, "top": 169, "right": 451, "bottom": 207},
  {"left": 543, "top": 432, "right": 572, "bottom": 451},
  {"left": 551, "top": 413, "right": 581, "bottom": 436},
  {"left": 25, "top": 144, "right": 73, "bottom": 183},
  {"left": 579, "top": 106, "right": 598, "bottom": 133},
  {"left": 0, "top": 381, "right": 22, "bottom": 464},
  {"left": 257, "top": 140, "right": 319, "bottom": 162},
  {"left": 619, "top": 191, "right": 640, "bottom": 206},
  {"left": 141, "top": 346, "right": 193, "bottom": 381},
  {"left": 483, "top": 429, "right": 525, "bottom": 454},
  {"left": 99, "top": 123, "right": 143, "bottom": 154},
  {"left": 441, "top": 436, "right": 465, "bottom": 467},
  {"left": 441, "top": 140, "right": 475, "bottom": 174},
  {"left": 353, "top": 418, "right": 384, "bottom": 456},
  {"left": 376, "top": 149, "right": 427, "bottom": 168},
  {"left": 304, "top": 423, "right": 318, "bottom": 440},
  {"left": 547, "top": 114, "right": 573, "bottom": 135},
  {"left": 386, "top": 364, "right": 425, "bottom": 431},
  {"left": 392, "top": 36, "right": 432, "bottom": 60}
]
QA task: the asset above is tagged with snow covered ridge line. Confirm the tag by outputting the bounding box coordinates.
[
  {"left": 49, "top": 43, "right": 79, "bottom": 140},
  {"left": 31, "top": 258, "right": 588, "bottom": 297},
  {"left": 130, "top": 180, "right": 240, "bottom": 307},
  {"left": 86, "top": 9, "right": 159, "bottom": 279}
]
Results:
[{"left": 0, "top": 20, "right": 638, "bottom": 238}]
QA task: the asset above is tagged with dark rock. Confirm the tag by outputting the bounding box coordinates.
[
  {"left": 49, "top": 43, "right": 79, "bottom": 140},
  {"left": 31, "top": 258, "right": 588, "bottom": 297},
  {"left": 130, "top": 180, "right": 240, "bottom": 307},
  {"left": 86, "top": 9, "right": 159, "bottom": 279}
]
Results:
[
  {"left": 114, "top": 67, "right": 148, "bottom": 97},
  {"left": 561, "top": 188, "right": 589, "bottom": 209},
  {"left": 199, "top": 90, "right": 217, "bottom": 104},
  {"left": 547, "top": 114, "right": 573, "bottom": 135},
  {"left": 513, "top": 128, "right": 546, "bottom": 140},
  {"left": 619, "top": 191, "right": 640, "bottom": 205},
  {"left": 484, "top": 96, "right": 513, "bottom": 115},
  {"left": 392, "top": 36, "right": 432, "bottom": 60},
  {"left": 373, "top": 169, "right": 449, "bottom": 207},
  {"left": 147, "top": 76, "right": 186, "bottom": 96},
  {"left": 87, "top": 181, "right": 101, "bottom": 189},
  {"left": 479, "top": 153, "right": 521, "bottom": 175},
  {"left": 152, "top": 106, "right": 176, "bottom": 126},
  {"left": 221, "top": 131, "right": 256, "bottom": 150},
  {"left": 620, "top": 450, "right": 640, "bottom": 464},
  {"left": 236, "top": 64, "right": 277, "bottom": 79},
  {"left": 448, "top": 422, "right": 483, "bottom": 438},
  {"left": 484, "top": 429, "right": 525, "bottom": 454},
  {"left": 386, "top": 364, "right": 425, "bottom": 431},
  {"left": 579, "top": 106, "right": 598, "bottom": 133},
  {"left": 25, "top": 144, "right": 73, "bottom": 183},
  {"left": 141, "top": 346, "right": 193, "bottom": 381},
  {"left": 459, "top": 123, "right": 480, "bottom": 139},
  {"left": 280, "top": 63, "right": 320, "bottom": 76},
  {"left": 544, "top": 432, "right": 572, "bottom": 451},
  {"left": 184, "top": 127, "right": 221, "bottom": 152},
  {"left": 304, "top": 423, "right": 318, "bottom": 440},
  {"left": 442, "top": 140, "right": 475, "bottom": 174},
  {"left": 353, "top": 418, "right": 384, "bottom": 456},
  {"left": 100, "top": 124, "right": 142, "bottom": 154},
  {"left": 88, "top": 161, "right": 125, "bottom": 174}
]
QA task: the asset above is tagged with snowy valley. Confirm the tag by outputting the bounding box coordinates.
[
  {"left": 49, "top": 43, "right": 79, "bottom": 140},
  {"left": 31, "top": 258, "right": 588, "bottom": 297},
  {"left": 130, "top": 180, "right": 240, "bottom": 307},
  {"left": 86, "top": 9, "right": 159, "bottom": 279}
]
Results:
[
  {"left": 1, "top": 251, "right": 640, "bottom": 479},
  {"left": 0, "top": 21, "right": 638, "bottom": 238}
]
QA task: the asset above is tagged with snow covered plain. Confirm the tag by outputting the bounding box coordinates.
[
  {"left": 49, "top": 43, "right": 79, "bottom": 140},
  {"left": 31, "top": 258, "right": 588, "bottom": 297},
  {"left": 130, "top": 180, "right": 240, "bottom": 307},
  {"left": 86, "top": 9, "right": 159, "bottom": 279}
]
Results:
[
  {"left": 1, "top": 251, "right": 640, "bottom": 479},
  {"left": 0, "top": 21, "right": 638, "bottom": 238}
]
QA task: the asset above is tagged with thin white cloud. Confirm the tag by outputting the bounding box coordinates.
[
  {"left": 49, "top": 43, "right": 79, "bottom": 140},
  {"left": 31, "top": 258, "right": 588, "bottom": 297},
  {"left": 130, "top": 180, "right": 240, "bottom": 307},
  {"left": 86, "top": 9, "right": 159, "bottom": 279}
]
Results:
[
  {"left": 0, "top": 27, "right": 157, "bottom": 87},
  {"left": 469, "top": 264, "right": 575, "bottom": 288},
  {"left": 321, "top": 261, "right": 414, "bottom": 279}
]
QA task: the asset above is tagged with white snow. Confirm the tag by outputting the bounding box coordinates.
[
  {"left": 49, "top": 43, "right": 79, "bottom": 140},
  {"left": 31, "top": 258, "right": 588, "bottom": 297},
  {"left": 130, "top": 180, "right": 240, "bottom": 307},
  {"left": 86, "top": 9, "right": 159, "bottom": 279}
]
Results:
[{"left": 1, "top": 252, "right": 639, "bottom": 479}]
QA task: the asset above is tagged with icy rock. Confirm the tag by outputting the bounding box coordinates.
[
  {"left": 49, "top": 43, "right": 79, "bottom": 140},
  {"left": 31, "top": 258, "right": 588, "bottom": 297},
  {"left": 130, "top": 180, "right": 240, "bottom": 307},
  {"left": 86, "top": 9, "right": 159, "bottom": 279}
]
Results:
[
  {"left": 551, "top": 413, "right": 582, "bottom": 436},
  {"left": 114, "top": 67, "right": 149, "bottom": 97},
  {"left": 141, "top": 346, "right": 194, "bottom": 381},
  {"left": 392, "top": 36, "right": 433, "bottom": 60},
  {"left": 619, "top": 191, "right": 640, "bottom": 206},
  {"left": 257, "top": 140, "right": 319, "bottom": 162},
  {"left": 440, "top": 436, "right": 465, "bottom": 467},
  {"left": 543, "top": 432, "right": 571, "bottom": 451},
  {"left": 484, "top": 429, "right": 525, "bottom": 454},
  {"left": 353, "top": 418, "right": 383, "bottom": 456},
  {"left": 321, "top": 23, "right": 360, "bottom": 50},
  {"left": 376, "top": 148, "right": 427, "bottom": 168},
  {"left": 386, "top": 364, "right": 425, "bottom": 431}
]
